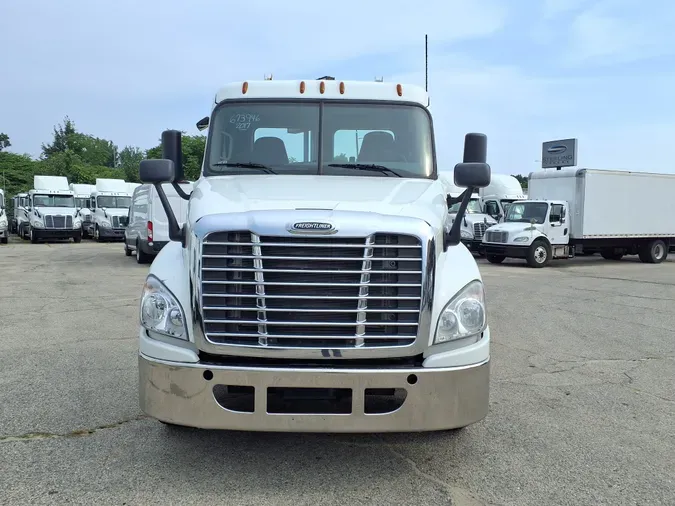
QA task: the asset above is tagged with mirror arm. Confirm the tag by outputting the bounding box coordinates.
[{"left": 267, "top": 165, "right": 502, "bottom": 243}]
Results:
[
  {"left": 154, "top": 183, "right": 184, "bottom": 246},
  {"left": 444, "top": 187, "right": 475, "bottom": 250},
  {"left": 172, "top": 182, "right": 191, "bottom": 201}
]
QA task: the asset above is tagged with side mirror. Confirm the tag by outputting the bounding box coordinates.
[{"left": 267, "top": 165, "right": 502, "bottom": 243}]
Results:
[
  {"left": 140, "top": 159, "right": 175, "bottom": 184},
  {"left": 161, "top": 129, "right": 184, "bottom": 182},
  {"left": 454, "top": 162, "right": 491, "bottom": 188},
  {"left": 196, "top": 116, "right": 209, "bottom": 131}
]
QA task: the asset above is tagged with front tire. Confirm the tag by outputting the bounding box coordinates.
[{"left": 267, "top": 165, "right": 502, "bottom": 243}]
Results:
[
  {"left": 73, "top": 235, "right": 82, "bottom": 243},
  {"left": 94, "top": 226, "right": 102, "bottom": 242},
  {"left": 526, "top": 239, "right": 551, "bottom": 268},
  {"left": 486, "top": 254, "right": 505, "bottom": 264},
  {"left": 136, "top": 240, "right": 152, "bottom": 264},
  {"left": 30, "top": 227, "right": 38, "bottom": 244},
  {"left": 124, "top": 242, "right": 132, "bottom": 256}
]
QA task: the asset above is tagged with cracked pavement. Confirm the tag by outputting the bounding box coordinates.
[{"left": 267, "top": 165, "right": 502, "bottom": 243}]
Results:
[{"left": 1, "top": 239, "right": 674, "bottom": 505}]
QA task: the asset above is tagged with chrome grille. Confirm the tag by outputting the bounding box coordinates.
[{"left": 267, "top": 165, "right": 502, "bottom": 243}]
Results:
[
  {"left": 473, "top": 222, "right": 487, "bottom": 239},
  {"left": 44, "top": 215, "right": 72, "bottom": 229},
  {"left": 485, "top": 230, "right": 508, "bottom": 243},
  {"left": 200, "top": 231, "right": 423, "bottom": 348},
  {"left": 112, "top": 215, "right": 128, "bottom": 229},
  {"left": 83, "top": 215, "right": 92, "bottom": 223}
]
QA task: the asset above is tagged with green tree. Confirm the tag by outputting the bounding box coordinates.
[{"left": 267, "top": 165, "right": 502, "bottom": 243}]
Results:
[
  {"left": 0, "top": 133, "right": 10, "bottom": 152},
  {"left": 146, "top": 133, "right": 206, "bottom": 181},
  {"left": 119, "top": 146, "right": 145, "bottom": 182},
  {"left": 511, "top": 174, "right": 528, "bottom": 190}
]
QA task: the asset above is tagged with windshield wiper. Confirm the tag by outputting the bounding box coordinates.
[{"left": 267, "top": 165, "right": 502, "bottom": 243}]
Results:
[
  {"left": 326, "top": 163, "right": 402, "bottom": 177},
  {"left": 212, "top": 162, "right": 277, "bottom": 174}
]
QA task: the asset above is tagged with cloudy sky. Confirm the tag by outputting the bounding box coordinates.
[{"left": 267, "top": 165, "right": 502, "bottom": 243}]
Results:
[{"left": 1, "top": 0, "right": 674, "bottom": 176}]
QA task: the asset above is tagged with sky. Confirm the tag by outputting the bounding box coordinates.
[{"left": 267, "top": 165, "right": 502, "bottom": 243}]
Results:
[{"left": 1, "top": 0, "right": 674, "bottom": 176}]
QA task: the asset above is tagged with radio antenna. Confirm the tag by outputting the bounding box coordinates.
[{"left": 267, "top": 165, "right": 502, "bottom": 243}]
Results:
[{"left": 425, "top": 34, "right": 428, "bottom": 92}]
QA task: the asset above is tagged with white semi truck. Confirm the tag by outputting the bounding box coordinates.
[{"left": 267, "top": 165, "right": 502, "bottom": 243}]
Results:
[
  {"left": 439, "top": 172, "right": 497, "bottom": 255},
  {"left": 70, "top": 183, "right": 96, "bottom": 238},
  {"left": 481, "top": 168, "right": 675, "bottom": 267},
  {"left": 479, "top": 174, "right": 527, "bottom": 222},
  {"left": 11, "top": 192, "right": 29, "bottom": 237},
  {"left": 88, "top": 178, "right": 132, "bottom": 241},
  {"left": 0, "top": 189, "right": 8, "bottom": 244},
  {"left": 136, "top": 78, "right": 493, "bottom": 433},
  {"left": 25, "top": 176, "right": 82, "bottom": 243}
]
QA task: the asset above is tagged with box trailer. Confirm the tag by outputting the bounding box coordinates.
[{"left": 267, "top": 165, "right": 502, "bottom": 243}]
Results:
[{"left": 481, "top": 168, "right": 675, "bottom": 267}]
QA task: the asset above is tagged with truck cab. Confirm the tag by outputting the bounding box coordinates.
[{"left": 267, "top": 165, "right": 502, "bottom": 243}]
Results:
[
  {"left": 479, "top": 174, "right": 527, "bottom": 222},
  {"left": 70, "top": 183, "right": 96, "bottom": 238},
  {"left": 135, "top": 78, "right": 493, "bottom": 433},
  {"left": 88, "top": 179, "right": 132, "bottom": 241},
  {"left": 482, "top": 199, "right": 569, "bottom": 267},
  {"left": 26, "top": 176, "right": 82, "bottom": 243},
  {"left": 11, "top": 192, "right": 29, "bottom": 238},
  {"left": 0, "top": 189, "right": 7, "bottom": 244}
]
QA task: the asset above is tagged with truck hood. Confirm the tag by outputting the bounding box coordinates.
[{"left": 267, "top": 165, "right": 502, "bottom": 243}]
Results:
[
  {"left": 462, "top": 213, "right": 498, "bottom": 227},
  {"left": 100, "top": 208, "right": 129, "bottom": 217},
  {"left": 34, "top": 207, "right": 76, "bottom": 216},
  {"left": 188, "top": 175, "right": 449, "bottom": 229},
  {"left": 486, "top": 222, "right": 542, "bottom": 234}
]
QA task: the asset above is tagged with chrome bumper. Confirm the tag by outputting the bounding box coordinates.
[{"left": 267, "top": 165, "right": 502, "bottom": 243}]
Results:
[{"left": 139, "top": 354, "right": 490, "bottom": 432}]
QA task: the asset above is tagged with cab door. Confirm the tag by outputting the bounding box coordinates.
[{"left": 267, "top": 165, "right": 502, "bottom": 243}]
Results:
[{"left": 547, "top": 203, "right": 569, "bottom": 246}]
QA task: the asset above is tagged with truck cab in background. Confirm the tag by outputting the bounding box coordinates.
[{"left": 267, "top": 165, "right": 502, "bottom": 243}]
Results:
[
  {"left": 70, "top": 183, "right": 96, "bottom": 238},
  {"left": 0, "top": 189, "right": 7, "bottom": 244},
  {"left": 88, "top": 178, "right": 132, "bottom": 241},
  {"left": 439, "top": 172, "right": 497, "bottom": 255},
  {"left": 25, "top": 176, "right": 82, "bottom": 244},
  {"left": 479, "top": 174, "right": 527, "bottom": 223},
  {"left": 11, "top": 193, "right": 29, "bottom": 238},
  {"left": 135, "top": 78, "right": 493, "bottom": 433}
]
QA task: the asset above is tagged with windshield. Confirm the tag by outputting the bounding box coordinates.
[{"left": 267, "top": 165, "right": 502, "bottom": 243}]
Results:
[
  {"left": 75, "top": 197, "right": 90, "bottom": 209},
  {"left": 449, "top": 198, "right": 482, "bottom": 214},
  {"left": 505, "top": 202, "right": 549, "bottom": 224},
  {"left": 33, "top": 194, "right": 75, "bottom": 208},
  {"left": 205, "top": 101, "right": 434, "bottom": 178},
  {"left": 97, "top": 196, "right": 131, "bottom": 209}
]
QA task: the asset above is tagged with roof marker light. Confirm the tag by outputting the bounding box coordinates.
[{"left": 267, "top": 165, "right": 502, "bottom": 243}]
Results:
[
  {"left": 339, "top": 81, "right": 345, "bottom": 94},
  {"left": 242, "top": 82, "right": 249, "bottom": 94},
  {"left": 300, "top": 81, "right": 306, "bottom": 94},
  {"left": 319, "top": 81, "right": 325, "bottom": 94},
  {"left": 396, "top": 84, "right": 403, "bottom": 96}
]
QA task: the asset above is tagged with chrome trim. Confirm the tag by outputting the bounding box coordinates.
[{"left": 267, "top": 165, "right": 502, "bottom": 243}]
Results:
[{"left": 189, "top": 210, "right": 436, "bottom": 360}]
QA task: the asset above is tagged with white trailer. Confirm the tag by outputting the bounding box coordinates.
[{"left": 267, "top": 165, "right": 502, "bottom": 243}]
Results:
[
  {"left": 482, "top": 168, "right": 675, "bottom": 267},
  {"left": 439, "top": 171, "right": 497, "bottom": 255},
  {"left": 70, "top": 183, "right": 96, "bottom": 238},
  {"left": 88, "top": 178, "right": 132, "bottom": 241},
  {"left": 26, "top": 175, "right": 82, "bottom": 243},
  {"left": 0, "top": 189, "right": 7, "bottom": 243},
  {"left": 478, "top": 174, "right": 527, "bottom": 222},
  {"left": 135, "top": 78, "right": 494, "bottom": 433}
]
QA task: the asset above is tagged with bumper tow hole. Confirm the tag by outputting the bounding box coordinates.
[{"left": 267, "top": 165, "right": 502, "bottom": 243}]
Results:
[
  {"left": 364, "top": 388, "right": 408, "bottom": 414},
  {"left": 407, "top": 374, "right": 418, "bottom": 385},
  {"left": 213, "top": 385, "right": 255, "bottom": 413},
  {"left": 203, "top": 370, "right": 213, "bottom": 381}
]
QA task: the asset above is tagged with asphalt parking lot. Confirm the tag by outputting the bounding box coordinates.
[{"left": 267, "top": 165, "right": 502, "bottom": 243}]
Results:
[{"left": 1, "top": 237, "right": 673, "bottom": 506}]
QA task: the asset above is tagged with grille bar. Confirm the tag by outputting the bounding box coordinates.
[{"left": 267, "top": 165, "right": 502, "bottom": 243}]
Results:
[
  {"left": 44, "top": 215, "right": 72, "bottom": 229},
  {"left": 200, "top": 231, "right": 423, "bottom": 349}
]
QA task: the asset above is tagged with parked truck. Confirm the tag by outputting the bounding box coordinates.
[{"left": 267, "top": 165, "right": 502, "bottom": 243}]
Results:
[
  {"left": 70, "top": 183, "right": 96, "bottom": 238},
  {"left": 0, "top": 189, "right": 8, "bottom": 244},
  {"left": 136, "top": 78, "right": 493, "bottom": 433},
  {"left": 481, "top": 168, "right": 675, "bottom": 267},
  {"left": 25, "top": 176, "right": 82, "bottom": 243},
  {"left": 11, "top": 192, "right": 29, "bottom": 237},
  {"left": 479, "top": 174, "right": 527, "bottom": 222},
  {"left": 88, "top": 178, "right": 132, "bottom": 241},
  {"left": 439, "top": 172, "right": 497, "bottom": 255}
]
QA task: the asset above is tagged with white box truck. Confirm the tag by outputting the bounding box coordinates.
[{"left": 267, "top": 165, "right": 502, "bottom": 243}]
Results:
[
  {"left": 481, "top": 168, "right": 675, "bottom": 267},
  {"left": 70, "top": 183, "right": 96, "bottom": 238},
  {"left": 135, "top": 78, "right": 494, "bottom": 433},
  {"left": 124, "top": 181, "right": 194, "bottom": 263},
  {"left": 478, "top": 174, "right": 527, "bottom": 222},
  {"left": 0, "top": 189, "right": 8, "bottom": 244},
  {"left": 88, "top": 178, "right": 132, "bottom": 241},
  {"left": 26, "top": 176, "right": 82, "bottom": 243}
]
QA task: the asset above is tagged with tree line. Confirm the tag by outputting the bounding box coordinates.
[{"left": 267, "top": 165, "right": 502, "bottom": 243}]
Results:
[{"left": 0, "top": 116, "right": 205, "bottom": 212}]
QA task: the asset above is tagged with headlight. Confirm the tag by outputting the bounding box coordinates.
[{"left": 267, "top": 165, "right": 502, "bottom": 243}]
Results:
[
  {"left": 460, "top": 229, "right": 473, "bottom": 239},
  {"left": 0, "top": 217, "right": 7, "bottom": 227},
  {"left": 434, "top": 280, "right": 487, "bottom": 344},
  {"left": 513, "top": 236, "right": 529, "bottom": 242},
  {"left": 31, "top": 220, "right": 44, "bottom": 229},
  {"left": 100, "top": 220, "right": 111, "bottom": 228},
  {"left": 73, "top": 220, "right": 81, "bottom": 228},
  {"left": 140, "top": 275, "right": 187, "bottom": 340}
]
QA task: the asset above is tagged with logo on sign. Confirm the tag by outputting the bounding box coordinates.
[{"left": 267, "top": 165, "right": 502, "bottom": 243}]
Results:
[{"left": 547, "top": 145, "right": 567, "bottom": 154}]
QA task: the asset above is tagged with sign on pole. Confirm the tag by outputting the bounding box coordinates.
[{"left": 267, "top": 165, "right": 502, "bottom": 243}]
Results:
[{"left": 541, "top": 138, "right": 578, "bottom": 169}]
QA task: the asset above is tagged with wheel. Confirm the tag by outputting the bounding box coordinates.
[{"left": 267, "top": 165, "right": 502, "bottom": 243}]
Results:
[
  {"left": 600, "top": 249, "right": 624, "bottom": 260},
  {"left": 94, "top": 226, "right": 102, "bottom": 242},
  {"left": 638, "top": 239, "right": 667, "bottom": 264},
  {"left": 30, "top": 227, "right": 38, "bottom": 244},
  {"left": 486, "top": 254, "right": 505, "bottom": 264},
  {"left": 526, "top": 239, "right": 551, "bottom": 268},
  {"left": 73, "top": 235, "right": 82, "bottom": 243},
  {"left": 124, "top": 242, "right": 132, "bottom": 256},
  {"left": 0, "top": 237, "right": 7, "bottom": 244},
  {"left": 136, "top": 240, "right": 152, "bottom": 264}
]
